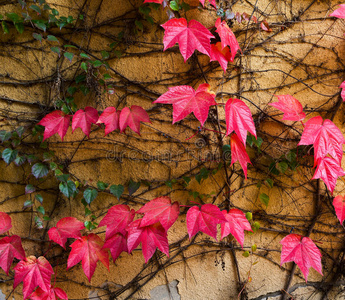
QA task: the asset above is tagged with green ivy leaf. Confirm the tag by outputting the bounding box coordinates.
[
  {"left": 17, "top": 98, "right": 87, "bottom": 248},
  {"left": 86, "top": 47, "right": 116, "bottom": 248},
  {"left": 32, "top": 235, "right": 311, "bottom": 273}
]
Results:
[
  {"left": 259, "top": 193, "right": 269, "bottom": 207},
  {"left": 31, "top": 163, "right": 49, "bottom": 179},
  {"left": 33, "top": 33, "right": 43, "bottom": 42},
  {"left": 245, "top": 212, "right": 252, "bottom": 221},
  {"left": 277, "top": 161, "right": 288, "bottom": 174},
  {"left": 25, "top": 184, "right": 36, "bottom": 194},
  {"left": 32, "top": 20, "right": 46, "bottom": 31},
  {"left": 47, "top": 35, "right": 58, "bottom": 42},
  {"left": 110, "top": 184, "right": 124, "bottom": 200},
  {"left": 97, "top": 181, "right": 108, "bottom": 191},
  {"left": 51, "top": 46, "right": 61, "bottom": 55},
  {"left": 59, "top": 180, "right": 77, "bottom": 198},
  {"left": 14, "top": 155, "right": 26, "bottom": 166},
  {"left": 135, "top": 20, "right": 143, "bottom": 31},
  {"left": 83, "top": 188, "right": 98, "bottom": 204},
  {"left": 30, "top": 5, "right": 41, "bottom": 15},
  {"left": 2, "top": 21, "right": 9, "bottom": 34},
  {"left": 170, "top": 1, "right": 180, "bottom": 11},
  {"left": 35, "top": 194, "right": 43, "bottom": 204},
  {"left": 0, "top": 131, "right": 12, "bottom": 142},
  {"left": 64, "top": 52, "right": 74, "bottom": 62},
  {"left": 23, "top": 200, "right": 33, "bottom": 209},
  {"left": 14, "top": 23, "right": 24, "bottom": 34},
  {"left": 37, "top": 206, "right": 45, "bottom": 215},
  {"left": 128, "top": 180, "right": 140, "bottom": 196},
  {"left": 35, "top": 216, "right": 43, "bottom": 229},
  {"left": 2, "top": 148, "right": 18, "bottom": 164}
]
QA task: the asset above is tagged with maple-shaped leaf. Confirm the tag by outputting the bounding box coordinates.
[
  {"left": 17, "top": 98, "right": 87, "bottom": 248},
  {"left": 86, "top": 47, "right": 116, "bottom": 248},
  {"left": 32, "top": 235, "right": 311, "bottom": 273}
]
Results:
[
  {"left": 38, "top": 111, "right": 71, "bottom": 141},
  {"left": 119, "top": 106, "right": 150, "bottom": 135},
  {"left": 199, "top": 0, "right": 216, "bottom": 8},
  {"left": 67, "top": 234, "right": 109, "bottom": 282},
  {"left": 14, "top": 256, "right": 54, "bottom": 300},
  {"left": 0, "top": 211, "right": 12, "bottom": 234},
  {"left": 220, "top": 209, "right": 252, "bottom": 248},
  {"left": 225, "top": 98, "right": 256, "bottom": 145},
  {"left": 96, "top": 107, "right": 121, "bottom": 136},
  {"left": 312, "top": 157, "right": 345, "bottom": 193},
  {"left": 103, "top": 232, "right": 128, "bottom": 263},
  {"left": 98, "top": 204, "right": 135, "bottom": 240},
  {"left": 269, "top": 95, "right": 306, "bottom": 121},
  {"left": 153, "top": 84, "right": 216, "bottom": 126},
  {"left": 71, "top": 107, "right": 99, "bottom": 137},
  {"left": 340, "top": 81, "right": 345, "bottom": 102},
  {"left": 215, "top": 18, "right": 241, "bottom": 62},
  {"left": 137, "top": 196, "right": 180, "bottom": 230},
  {"left": 230, "top": 133, "right": 251, "bottom": 179},
  {"left": 330, "top": 4, "right": 345, "bottom": 18},
  {"left": 30, "top": 286, "right": 68, "bottom": 300},
  {"left": 127, "top": 219, "right": 169, "bottom": 263},
  {"left": 280, "top": 234, "right": 323, "bottom": 282},
  {"left": 161, "top": 18, "right": 214, "bottom": 62},
  {"left": 186, "top": 204, "right": 227, "bottom": 240},
  {"left": 210, "top": 42, "right": 232, "bottom": 73},
  {"left": 48, "top": 217, "right": 84, "bottom": 249},
  {"left": 299, "top": 117, "right": 345, "bottom": 164},
  {"left": 0, "top": 235, "right": 25, "bottom": 275},
  {"left": 333, "top": 195, "right": 345, "bottom": 225},
  {"left": 144, "top": 0, "right": 163, "bottom": 3}
]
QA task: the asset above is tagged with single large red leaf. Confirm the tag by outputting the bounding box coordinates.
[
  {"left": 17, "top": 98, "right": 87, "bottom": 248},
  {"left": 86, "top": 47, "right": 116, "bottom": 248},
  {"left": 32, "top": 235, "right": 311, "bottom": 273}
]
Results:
[
  {"left": 225, "top": 98, "right": 256, "bottom": 146},
  {"left": 186, "top": 204, "right": 227, "bottom": 240},
  {"left": 312, "top": 157, "right": 345, "bottom": 193},
  {"left": 98, "top": 204, "right": 135, "bottom": 240},
  {"left": 119, "top": 106, "right": 150, "bottom": 135},
  {"left": 333, "top": 195, "right": 345, "bottom": 225},
  {"left": 0, "top": 212, "right": 12, "bottom": 234},
  {"left": 330, "top": 4, "right": 345, "bottom": 18},
  {"left": 48, "top": 217, "right": 84, "bottom": 249},
  {"left": 103, "top": 233, "right": 128, "bottom": 263},
  {"left": 340, "top": 81, "right": 345, "bottom": 102},
  {"left": 67, "top": 234, "right": 109, "bottom": 282},
  {"left": 215, "top": 18, "right": 241, "bottom": 62},
  {"left": 280, "top": 234, "right": 323, "bottom": 282},
  {"left": 127, "top": 219, "right": 169, "bottom": 263},
  {"left": 29, "top": 286, "right": 68, "bottom": 300},
  {"left": 153, "top": 84, "right": 216, "bottom": 126},
  {"left": 230, "top": 133, "right": 251, "bottom": 179},
  {"left": 72, "top": 107, "right": 99, "bottom": 137},
  {"left": 14, "top": 256, "right": 54, "bottom": 300},
  {"left": 96, "top": 107, "right": 121, "bottom": 136},
  {"left": 0, "top": 235, "right": 25, "bottom": 275},
  {"left": 210, "top": 42, "right": 232, "bottom": 73},
  {"left": 38, "top": 111, "right": 71, "bottom": 141},
  {"left": 161, "top": 18, "right": 214, "bottom": 62},
  {"left": 137, "top": 196, "right": 180, "bottom": 230},
  {"left": 220, "top": 209, "right": 252, "bottom": 248},
  {"left": 269, "top": 95, "right": 306, "bottom": 121}
]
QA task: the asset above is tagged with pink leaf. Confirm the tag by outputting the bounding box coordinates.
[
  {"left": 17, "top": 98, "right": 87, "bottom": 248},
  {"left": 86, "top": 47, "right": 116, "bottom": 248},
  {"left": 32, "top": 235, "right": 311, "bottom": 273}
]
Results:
[
  {"left": 161, "top": 18, "right": 214, "bottom": 62},
  {"left": 333, "top": 195, "right": 345, "bottom": 225},
  {"left": 198, "top": 0, "right": 216, "bottom": 7},
  {"left": 225, "top": 98, "right": 256, "bottom": 145},
  {"left": 215, "top": 18, "right": 241, "bottom": 61},
  {"left": 119, "top": 105, "right": 150, "bottom": 135},
  {"left": 103, "top": 233, "right": 128, "bottom": 263},
  {"left": 260, "top": 20, "right": 272, "bottom": 32},
  {"left": 38, "top": 111, "right": 71, "bottom": 141},
  {"left": 221, "top": 209, "right": 252, "bottom": 248},
  {"left": 144, "top": 0, "right": 163, "bottom": 3},
  {"left": 269, "top": 95, "right": 306, "bottom": 121},
  {"left": 0, "top": 235, "right": 25, "bottom": 275},
  {"left": 340, "top": 81, "right": 345, "bottom": 102},
  {"left": 330, "top": 4, "right": 345, "bottom": 18},
  {"left": 96, "top": 107, "right": 121, "bottom": 136},
  {"left": 230, "top": 133, "right": 251, "bottom": 179},
  {"left": 137, "top": 196, "right": 180, "bottom": 230},
  {"left": 0, "top": 212, "right": 12, "bottom": 234},
  {"left": 186, "top": 204, "right": 226, "bottom": 240},
  {"left": 48, "top": 217, "right": 84, "bottom": 249},
  {"left": 280, "top": 234, "right": 323, "bottom": 282},
  {"left": 153, "top": 83, "right": 216, "bottom": 126},
  {"left": 67, "top": 234, "right": 109, "bottom": 282},
  {"left": 14, "top": 256, "right": 54, "bottom": 300},
  {"left": 29, "top": 286, "right": 68, "bottom": 300},
  {"left": 72, "top": 107, "right": 99, "bottom": 137},
  {"left": 210, "top": 42, "right": 232, "bottom": 73}
]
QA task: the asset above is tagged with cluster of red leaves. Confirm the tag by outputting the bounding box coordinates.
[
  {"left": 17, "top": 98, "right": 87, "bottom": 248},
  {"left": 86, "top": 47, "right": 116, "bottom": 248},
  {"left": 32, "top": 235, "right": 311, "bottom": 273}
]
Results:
[{"left": 38, "top": 105, "right": 150, "bottom": 141}]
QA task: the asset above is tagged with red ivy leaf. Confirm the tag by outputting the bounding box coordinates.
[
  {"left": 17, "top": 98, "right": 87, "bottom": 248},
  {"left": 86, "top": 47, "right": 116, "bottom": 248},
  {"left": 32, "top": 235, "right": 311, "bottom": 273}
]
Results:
[
  {"left": 260, "top": 20, "right": 272, "bottom": 32},
  {"left": 119, "top": 106, "right": 150, "bottom": 135},
  {"left": 38, "top": 111, "right": 71, "bottom": 141},
  {"left": 153, "top": 83, "right": 216, "bottom": 126},
  {"left": 30, "top": 286, "right": 68, "bottom": 300},
  {"left": 225, "top": 98, "right": 256, "bottom": 145},
  {"left": 269, "top": 95, "right": 306, "bottom": 121},
  {"left": 230, "top": 133, "right": 251, "bottom": 179},
  {"left": 340, "top": 81, "right": 345, "bottom": 102},
  {"left": 103, "top": 233, "right": 128, "bottom": 263},
  {"left": 72, "top": 107, "right": 99, "bottom": 137},
  {"left": 312, "top": 157, "right": 345, "bottom": 193},
  {"left": 137, "top": 196, "right": 180, "bottom": 230},
  {"left": 144, "top": 0, "right": 163, "bottom": 3},
  {"left": 199, "top": 0, "right": 216, "bottom": 8},
  {"left": 67, "top": 234, "right": 109, "bottom": 282},
  {"left": 0, "top": 235, "right": 25, "bottom": 275},
  {"left": 333, "top": 195, "right": 345, "bottom": 225},
  {"left": 220, "top": 209, "right": 252, "bottom": 248},
  {"left": 127, "top": 219, "right": 169, "bottom": 263},
  {"left": 0, "top": 212, "right": 12, "bottom": 234},
  {"left": 48, "top": 217, "right": 85, "bottom": 249},
  {"left": 96, "top": 107, "right": 121, "bottom": 136},
  {"left": 215, "top": 18, "right": 241, "bottom": 61},
  {"left": 210, "top": 42, "right": 232, "bottom": 73},
  {"left": 280, "top": 234, "right": 323, "bottom": 282},
  {"left": 98, "top": 204, "right": 135, "bottom": 240},
  {"left": 330, "top": 4, "right": 345, "bottom": 18},
  {"left": 161, "top": 18, "right": 214, "bottom": 62},
  {"left": 14, "top": 256, "right": 54, "bottom": 300},
  {"left": 186, "top": 204, "right": 226, "bottom": 240}
]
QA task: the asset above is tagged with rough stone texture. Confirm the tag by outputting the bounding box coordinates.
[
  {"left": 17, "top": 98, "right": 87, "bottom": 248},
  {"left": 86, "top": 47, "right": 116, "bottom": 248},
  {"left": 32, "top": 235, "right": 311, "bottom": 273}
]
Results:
[{"left": 149, "top": 280, "right": 180, "bottom": 300}]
